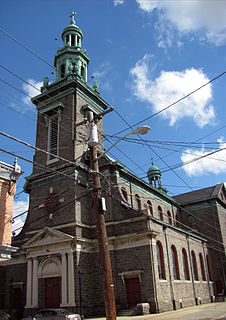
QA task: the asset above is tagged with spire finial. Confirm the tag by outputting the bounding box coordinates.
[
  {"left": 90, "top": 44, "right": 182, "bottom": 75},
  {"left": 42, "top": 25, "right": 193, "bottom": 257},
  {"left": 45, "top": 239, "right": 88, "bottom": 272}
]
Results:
[
  {"left": 70, "top": 11, "right": 77, "bottom": 25},
  {"left": 151, "top": 157, "right": 154, "bottom": 165}
]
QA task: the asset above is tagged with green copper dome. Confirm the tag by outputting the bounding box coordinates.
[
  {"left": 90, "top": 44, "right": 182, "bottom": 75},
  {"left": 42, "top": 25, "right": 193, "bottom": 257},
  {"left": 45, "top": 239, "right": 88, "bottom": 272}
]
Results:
[
  {"left": 147, "top": 160, "right": 161, "bottom": 178},
  {"left": 61, "top": 11, "right": 83, "bottom": 41}
]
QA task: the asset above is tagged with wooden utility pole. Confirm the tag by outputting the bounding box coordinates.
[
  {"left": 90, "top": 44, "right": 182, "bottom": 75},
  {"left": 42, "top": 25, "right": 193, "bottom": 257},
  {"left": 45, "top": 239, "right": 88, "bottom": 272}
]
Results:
[{"left": 87, "top": 110, "right": 117, "bottom": 320}]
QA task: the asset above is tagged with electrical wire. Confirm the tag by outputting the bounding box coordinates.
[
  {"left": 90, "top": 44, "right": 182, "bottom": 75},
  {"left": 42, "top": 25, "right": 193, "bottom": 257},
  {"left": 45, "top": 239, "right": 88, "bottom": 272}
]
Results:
[
  {"left": 113, "top": 108, "right": 194, "bottom": 191},
  {"left": 0, "top": 27, "right": 55, "bottom": 70},
  {"left": 114, "top": 71, "right": 226, "bottom": 136},
  {"left": 0, "top": 64, "right": 88, "bottom": 138},
  {"left": 1, "top": 26, "right": 225, "bottom": 252}
]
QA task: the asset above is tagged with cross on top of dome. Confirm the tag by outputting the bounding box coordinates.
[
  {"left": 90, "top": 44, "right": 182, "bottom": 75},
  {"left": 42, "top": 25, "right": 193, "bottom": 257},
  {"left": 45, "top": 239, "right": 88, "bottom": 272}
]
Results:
[{"left": 70, "top": 11, "right": 77, "bottom": 25}]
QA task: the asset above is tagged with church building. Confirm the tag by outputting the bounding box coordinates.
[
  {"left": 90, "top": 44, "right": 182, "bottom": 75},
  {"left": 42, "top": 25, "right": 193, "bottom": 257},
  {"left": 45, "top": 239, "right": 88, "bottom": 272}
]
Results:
[{"left": 1, "top": 14, "right": 225, "bottom": 319}]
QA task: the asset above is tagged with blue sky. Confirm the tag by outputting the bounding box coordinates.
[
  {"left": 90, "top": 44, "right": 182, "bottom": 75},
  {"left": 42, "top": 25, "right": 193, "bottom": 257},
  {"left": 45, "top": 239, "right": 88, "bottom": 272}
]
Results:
[{"left": 0, "top": 0, "right": 226, "bottom": 233}]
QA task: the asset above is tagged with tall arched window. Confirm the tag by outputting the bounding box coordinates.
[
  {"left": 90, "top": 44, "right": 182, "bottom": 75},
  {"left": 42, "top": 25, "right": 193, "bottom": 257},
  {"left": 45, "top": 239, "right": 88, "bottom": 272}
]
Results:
[
  {"left": 206, "top": 254, "right": 212, "bottom": 281},
  {"left": 158, "top": 206, "right": 163, "bottom": 221},
  {"left": 199, "top": 253, "right": 206, "bottom": 281},
  {"left": 147, "top": 200, "right": 153, "bottom": 216},
  {"left": 182, "top": 248, "right": 190, "bottom": 280},
  {"left": 156, "top": 241, "right": 166, "bottom": 279},
  {"left": 134, "top": 194, "right": 141, "bottom": 210},
  {"left": 191, "top": 250, "right": 199, "bottom": 281},
  {"left": 171, "top": 245, "right": 180, "bottom": 280},
  {"left": 167, "top": 211, "right": 172, "bottom": 225}
]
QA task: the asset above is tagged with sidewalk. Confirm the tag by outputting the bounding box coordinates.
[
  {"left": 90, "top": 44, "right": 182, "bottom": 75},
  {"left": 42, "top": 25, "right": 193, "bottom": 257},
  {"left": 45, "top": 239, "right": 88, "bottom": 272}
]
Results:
[{"left": 86, "top": 302, "right": 226, "bottom": 320}]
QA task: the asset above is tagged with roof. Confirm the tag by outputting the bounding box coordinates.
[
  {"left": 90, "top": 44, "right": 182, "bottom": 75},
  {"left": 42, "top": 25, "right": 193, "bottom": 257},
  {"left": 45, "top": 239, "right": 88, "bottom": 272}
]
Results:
[{"left": 173, "top": 183, "right": 225, "bottom": 204}]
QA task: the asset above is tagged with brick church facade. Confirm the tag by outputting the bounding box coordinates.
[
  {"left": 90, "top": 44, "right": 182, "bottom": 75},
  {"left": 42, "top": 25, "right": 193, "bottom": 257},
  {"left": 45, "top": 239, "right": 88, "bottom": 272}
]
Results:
[{"left": 1, "top": 14, "right": 225, "bottom": 319}]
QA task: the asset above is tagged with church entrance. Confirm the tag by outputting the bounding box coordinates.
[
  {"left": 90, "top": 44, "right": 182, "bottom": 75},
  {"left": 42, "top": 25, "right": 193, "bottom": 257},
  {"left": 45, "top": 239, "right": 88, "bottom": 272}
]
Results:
[
  {"left": 125, "top": 278, "right": 141, "bottom": 307},
  {"left": 44, "top": 277, "right": 61, "bottom": 308}
]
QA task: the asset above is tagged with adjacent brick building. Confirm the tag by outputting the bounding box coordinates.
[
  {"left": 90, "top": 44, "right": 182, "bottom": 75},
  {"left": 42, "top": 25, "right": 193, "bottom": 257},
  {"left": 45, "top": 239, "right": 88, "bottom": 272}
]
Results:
[
  {"left": 0, "top": 159, "right": 22, "bottom": 311},
  {"left": 1, "top": 14, "right": 225, "bottom": 319},
  {"left": 0, "top": 159, "right": 22, "bottom": 247}
]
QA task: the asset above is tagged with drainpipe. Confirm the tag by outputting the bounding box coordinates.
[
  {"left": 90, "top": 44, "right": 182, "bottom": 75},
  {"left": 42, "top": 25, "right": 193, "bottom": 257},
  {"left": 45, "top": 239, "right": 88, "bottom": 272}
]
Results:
[
  {"left": 202, "top": 242, "right": 213, "bottom": 302},
  {"left": 163, "top": 227, "right": 176, "bottom": 310},
  {"left": 186, "top": 236, "right": 198, "bottom": 305},
  {"left": 149, "top": 230, "right": 159, "bottom": 313}
]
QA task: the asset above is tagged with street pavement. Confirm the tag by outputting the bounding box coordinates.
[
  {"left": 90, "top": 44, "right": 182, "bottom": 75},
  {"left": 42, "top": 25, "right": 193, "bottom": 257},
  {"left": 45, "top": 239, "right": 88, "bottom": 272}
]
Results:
[{"left": 86, "top": 302, "right": 226, "bottom": 320}]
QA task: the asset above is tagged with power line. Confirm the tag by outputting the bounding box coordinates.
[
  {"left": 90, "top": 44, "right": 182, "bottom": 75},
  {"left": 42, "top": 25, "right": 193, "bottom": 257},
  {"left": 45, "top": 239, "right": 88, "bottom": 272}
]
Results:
[
  {"left": 113, "top": 108, "right": 194, "bottom": 191},
  {"left": 13, "top": 191, "right": 89, "bottom": 233},
  {"left": 114, "top": 71, "right": 226, "bottom": 136},
  {"left": 0, "top": 27, "right": 55, "bottom": 70},
  {"left": 0, "top": 64, "right": 88, "bottom": 138},
  {"left": 0, "top": 85, "right": 86, "bottom": 140},
  {"left": 0, "top": 147, "right": 87, "bottom": 184},
  {"left": 161, "top": 145, "right": 226, "bottom": 173}
]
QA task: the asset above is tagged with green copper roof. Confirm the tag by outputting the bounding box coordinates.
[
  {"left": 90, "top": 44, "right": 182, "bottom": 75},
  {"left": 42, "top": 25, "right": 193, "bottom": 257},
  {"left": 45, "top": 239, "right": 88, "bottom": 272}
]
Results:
[
  {"left": 62, "top": 11, "right": 83, "bottom": 40},
  {"left": 147, "top": 160, "right": 161, "bottom": 176}
]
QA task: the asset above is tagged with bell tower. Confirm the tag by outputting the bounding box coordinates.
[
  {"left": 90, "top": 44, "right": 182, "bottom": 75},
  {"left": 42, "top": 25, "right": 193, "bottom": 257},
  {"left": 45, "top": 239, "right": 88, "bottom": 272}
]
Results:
[{"left": 23, "top": 13, "right": 110, "bottom": 233}]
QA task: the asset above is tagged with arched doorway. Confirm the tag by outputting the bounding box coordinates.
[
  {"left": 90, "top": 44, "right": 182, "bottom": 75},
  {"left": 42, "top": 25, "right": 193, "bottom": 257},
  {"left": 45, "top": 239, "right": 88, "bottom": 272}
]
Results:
[{"left": 39, "top": 257, "right": 61, "bottom": 308}]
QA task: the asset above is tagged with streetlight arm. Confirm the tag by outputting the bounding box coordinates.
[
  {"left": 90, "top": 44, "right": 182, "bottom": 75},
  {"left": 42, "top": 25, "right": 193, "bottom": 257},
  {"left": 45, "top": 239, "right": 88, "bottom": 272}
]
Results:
[
  {"left": 97, "top": 131, "right": 131, "bottom": 160},
  {"left": 97, "top": 125, "right": 150, "bottom": 160}
]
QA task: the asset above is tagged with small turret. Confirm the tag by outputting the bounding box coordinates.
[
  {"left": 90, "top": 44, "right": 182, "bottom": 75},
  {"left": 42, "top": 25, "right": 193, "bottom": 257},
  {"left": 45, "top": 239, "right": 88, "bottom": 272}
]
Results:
[
  {"left": 54, "top": 12, "right": 89, "bottom": 82},
  {"left": 147, "top": 159, "right": 168, "bottom": 194},
  {"left": 147, "top": 159, "right": 162, "bottom": 188}
]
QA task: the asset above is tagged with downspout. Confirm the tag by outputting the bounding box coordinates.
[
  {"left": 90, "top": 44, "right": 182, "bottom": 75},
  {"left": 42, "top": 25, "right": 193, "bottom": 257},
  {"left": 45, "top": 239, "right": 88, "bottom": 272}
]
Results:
[
  {"left": 202, "top": 242, "right": 213, "bottom": 302},
  {"left": 149, "top": 229, "right": 159, "bottom": 313},
  {"left": 163, "top": 226, "right": 176, "bottom": 310},
  {"left": 186, "top": 236, "right": 198, "bottom": 305}
]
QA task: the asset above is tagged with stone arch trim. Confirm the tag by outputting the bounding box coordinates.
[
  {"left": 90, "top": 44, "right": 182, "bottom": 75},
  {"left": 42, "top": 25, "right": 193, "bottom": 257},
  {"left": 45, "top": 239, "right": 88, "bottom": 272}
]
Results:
[{"left": 38, "top": 256, "right": 62, "bottom": 278}]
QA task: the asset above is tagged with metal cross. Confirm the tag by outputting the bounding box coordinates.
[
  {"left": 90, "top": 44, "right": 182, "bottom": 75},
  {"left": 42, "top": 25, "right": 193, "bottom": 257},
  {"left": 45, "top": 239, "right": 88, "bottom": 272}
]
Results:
[{"left": 70, "top": 11, "right": 77, "bottom": 24}]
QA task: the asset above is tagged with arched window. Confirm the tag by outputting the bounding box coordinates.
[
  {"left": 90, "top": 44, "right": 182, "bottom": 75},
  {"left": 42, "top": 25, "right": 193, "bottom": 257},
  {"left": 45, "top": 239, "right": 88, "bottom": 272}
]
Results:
[
  {"left": 206, "top": 254, "right": 212, "bottom": 281},
  {"left": 171, "top": 245, "right": 180, "bottom": 280},
  {"left": 167, "top": 211, "right": 172, "bottom": 225},
  {"left": 147, "top": 200, "right": 153, "bottom": 216},
  {"left": 199, "top": 253, "right": 206, "bottom": 281},
  {"left": 134, "top": 194, "right": 141, "bottom": 210},
  {"left": 158, "top": 206, "right": 163, "bottom": 221},
  {"left": 121, "top": 187, "right": 128, "bottom": 202},
  {"left": 156, "top": 241, "right": 166, "bottom": 279},
  {"left": 191, "top": 250, "right": 199, "bottom": 281},
  {"left": 182, "top": 248, "right": 190, "bottom": 280}
]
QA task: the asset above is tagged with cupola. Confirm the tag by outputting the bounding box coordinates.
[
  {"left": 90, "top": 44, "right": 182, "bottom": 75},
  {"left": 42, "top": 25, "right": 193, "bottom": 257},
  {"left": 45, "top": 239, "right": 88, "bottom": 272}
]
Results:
[
  {"left": 54, "top": 12, "right": 89, "bottom": 82},
  {"left": 147, "top": 160, "right": 162, "bottom": 188},
  {"left": 147, "top": 159, "right": 168, "bottom": 194}
]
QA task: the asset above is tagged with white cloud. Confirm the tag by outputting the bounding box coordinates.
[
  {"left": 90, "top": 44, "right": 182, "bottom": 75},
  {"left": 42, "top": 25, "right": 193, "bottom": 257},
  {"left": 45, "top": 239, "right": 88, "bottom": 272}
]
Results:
[
  {"left": 181, "top": 138, "right": 226, "bottom": 176},
  {"left": 136, "top": 0, "right": 226, "bottom": 46},
  {"left": 12, "top": 199, "right": 29, "bottom": 235},
  {"left": 113, "top": 0, "right": 125, "bottom": 6},
  {"left": 130, "top": 54, "right": 215, "bottom": 127},
  {"left": 22, "top": 79, "right": 42, "bottom": 108}
]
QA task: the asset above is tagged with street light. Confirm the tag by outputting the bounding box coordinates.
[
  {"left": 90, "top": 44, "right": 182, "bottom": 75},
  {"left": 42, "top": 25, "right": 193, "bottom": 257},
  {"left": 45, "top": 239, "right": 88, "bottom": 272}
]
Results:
[{"left": 86, "top": 113, "right": 150, "bottom": 320}]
